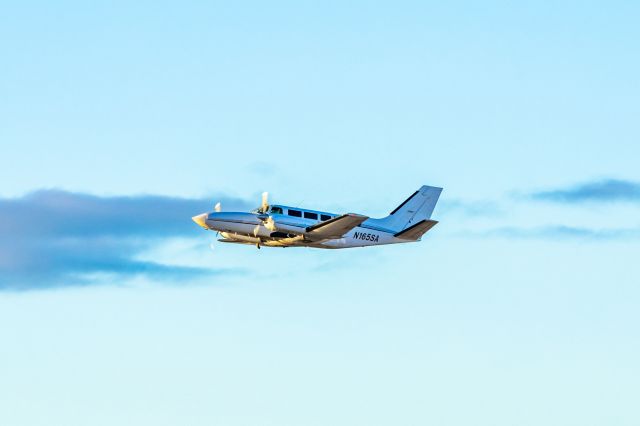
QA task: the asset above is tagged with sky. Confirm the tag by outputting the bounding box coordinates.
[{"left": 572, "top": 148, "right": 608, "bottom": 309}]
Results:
[{"left": 1, "top": 1, "right": 639, "bottom": 425}]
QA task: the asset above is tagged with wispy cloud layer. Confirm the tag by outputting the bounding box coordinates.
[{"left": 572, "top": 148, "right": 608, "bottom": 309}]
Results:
[
  {"left": 0, "top": 190, "right": 252, "bottom": 290},
  {"left": 445, "top": 177, "right": 640, "bottom": 241},
  {"left": 438, "top": 199, "right": 503, "bottom": 217},
  {"left": 478, "top": 226, "right": 640, "bottom": 240},
  {"left": 531, "top": 179, "right": 640, "bottom": 203}
]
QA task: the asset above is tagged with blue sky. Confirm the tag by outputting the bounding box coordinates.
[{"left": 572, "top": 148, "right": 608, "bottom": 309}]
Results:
[{"left": 1, "top": 1, "right": 639, "bottom": 425}]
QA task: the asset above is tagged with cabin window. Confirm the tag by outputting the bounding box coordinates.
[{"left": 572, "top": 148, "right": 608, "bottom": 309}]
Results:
[
  {"left": 288, "top": 209, "right": 302, "bottom": 217},
  {"left": 320, "top": 214, "right": 331, "bottom": 221},
  {"left": 304, "top": 212, "right": 318, "bottom": 220},
  {"left": 270, "top": 206, "right": 283, "bottom": 214}
]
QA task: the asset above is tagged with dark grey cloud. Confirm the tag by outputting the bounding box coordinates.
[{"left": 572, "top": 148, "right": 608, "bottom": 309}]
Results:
[
  {"left": 0, "top": 190, "right": 253, "bottom": 290},
  {"left": 531, "top": 179, "right": 640, "bottom": 203}
]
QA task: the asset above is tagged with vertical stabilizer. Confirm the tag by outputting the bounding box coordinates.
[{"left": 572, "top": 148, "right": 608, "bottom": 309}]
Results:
[{"left": 375, "top": 185, "right": 442, "bottom": 232}]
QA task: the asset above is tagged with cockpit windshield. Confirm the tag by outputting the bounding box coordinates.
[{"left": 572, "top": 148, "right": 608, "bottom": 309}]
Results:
[{"left": 270, "top": 206, "right": 283, "bottom": 214}]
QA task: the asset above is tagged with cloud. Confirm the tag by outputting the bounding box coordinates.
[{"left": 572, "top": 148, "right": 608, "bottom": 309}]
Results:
[
  {"left": 437, "top": 199, "right": 503, "bottom": 217},
  {"left": 531, "top": 179, "right": 640, "bottom": 203},
  {"left": 0, "top": 189, "right": 253, "bottom": 290},
  {"left": 470, "top": 225, "right": 640, "bottom": 241},
  {"left": 441, "top": 179, "right": 640, "bottom": 241},
  {"left": 247, "top": 162, "right": 277, "bottom": 177}
]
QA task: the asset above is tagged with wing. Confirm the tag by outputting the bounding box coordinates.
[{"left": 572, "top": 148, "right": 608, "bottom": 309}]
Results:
[
  {"left": 305, "top": 213, "right": 369, "bottom": 240},
  {"left": 393, "top": 219, "right": 438, "bottom": 240},
  {"left": 218, "top": 238, "right": 255, "bottom": 245}
]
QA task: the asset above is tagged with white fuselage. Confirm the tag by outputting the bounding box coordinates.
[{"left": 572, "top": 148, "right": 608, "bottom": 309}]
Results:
[
  {"left": 200, "top": 207, "right": 409, "bottom": 249},
  {"left": 193, "top": 185, "right": 442, "bottom": 249}
]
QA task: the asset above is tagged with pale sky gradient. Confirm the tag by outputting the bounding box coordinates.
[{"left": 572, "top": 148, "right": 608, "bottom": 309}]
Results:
[{"left": 1, "top": 1, "right": 639, "bottom": 425}]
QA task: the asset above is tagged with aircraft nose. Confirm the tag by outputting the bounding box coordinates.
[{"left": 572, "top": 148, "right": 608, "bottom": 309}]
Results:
[{"left": 192, "top": 213, "right": 209, "bottom": 229}]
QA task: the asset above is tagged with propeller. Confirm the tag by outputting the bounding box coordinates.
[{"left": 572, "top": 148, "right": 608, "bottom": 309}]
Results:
[
  {"left": 254, "top": 219, "right": 276, "bottom": 236},
  {"left": 259, "top": 191, "right": 269, "bottom": 213},
  {"left": 254, "top": 191, "right": 277, "bottom": 236},
  {"left": 264, "top": 216, "right": 277, "bottom": 231},
  {"left": 208, "top": 202, "right": 221, "bottom": 247}
]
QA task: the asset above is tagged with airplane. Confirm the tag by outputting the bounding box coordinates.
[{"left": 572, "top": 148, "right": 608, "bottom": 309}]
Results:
[{"left": 191, "top": 185, "right": 442, "bottom": 249}]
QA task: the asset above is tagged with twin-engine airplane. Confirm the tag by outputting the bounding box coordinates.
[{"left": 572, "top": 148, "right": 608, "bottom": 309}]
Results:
[{"left": 192, "top": 185, "right": 442, "bottom": 249}]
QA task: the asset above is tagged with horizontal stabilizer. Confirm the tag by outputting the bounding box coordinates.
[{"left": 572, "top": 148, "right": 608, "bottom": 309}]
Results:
[
  {"left": 394, "top": 219, "right": 438, "bottom": 240},
  {"left": 305, "top": 213, "right": 368, "bottom": 240}
]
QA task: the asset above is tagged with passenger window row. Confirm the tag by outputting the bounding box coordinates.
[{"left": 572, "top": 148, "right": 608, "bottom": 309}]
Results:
[{"left": 286, "top": 209, "right": 332, "bottom": 221}]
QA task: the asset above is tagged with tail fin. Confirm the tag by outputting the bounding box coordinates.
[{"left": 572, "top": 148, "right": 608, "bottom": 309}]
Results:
[{"left": 375, "top": 185, "right": 442, "bottom": 232}]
